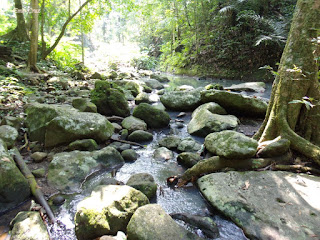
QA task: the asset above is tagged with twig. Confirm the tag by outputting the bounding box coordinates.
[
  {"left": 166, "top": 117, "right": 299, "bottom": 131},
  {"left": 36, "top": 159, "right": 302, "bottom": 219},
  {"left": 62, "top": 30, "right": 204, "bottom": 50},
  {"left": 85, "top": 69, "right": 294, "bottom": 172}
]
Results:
[
  {"left": 272, "top": 164, "right": 320, "bottom": 175},
  {"left": 110, "top": 136, "right": 145, "bottom": 148},
  {"left": 19, "top": 133, "right": 29, "bottom": 150}
]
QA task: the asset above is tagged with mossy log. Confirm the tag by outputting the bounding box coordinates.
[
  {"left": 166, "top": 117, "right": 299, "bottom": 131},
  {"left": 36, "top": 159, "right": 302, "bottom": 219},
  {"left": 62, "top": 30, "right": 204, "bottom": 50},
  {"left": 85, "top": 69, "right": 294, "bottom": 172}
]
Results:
[{"left": 12, "top": 148, "right": 55, "bottom": 222}]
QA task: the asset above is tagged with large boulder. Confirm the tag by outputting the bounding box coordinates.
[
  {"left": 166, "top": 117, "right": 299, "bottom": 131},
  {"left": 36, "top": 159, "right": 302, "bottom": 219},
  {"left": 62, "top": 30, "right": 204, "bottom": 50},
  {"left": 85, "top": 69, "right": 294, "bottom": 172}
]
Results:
[
  {"left": 0, "top": 139, "right": 30, "bottom": 213},
  {"left": 205, "top": 130, "right": 258, "bottom": 159},
  {"left": 127, "top": 204, "right": 201, "bottom": 240},
  {"left": 143, "top": 79, "right": 164, "bottom": 90},
  {"left": 128, "top": 130, "right": 153, "bottom": 142},
  {"left": 72, "top": 98, "right": 97, "bottom": 113},
  {"left": 10, "top": 211, "right": 50, "bottom": 240},
  {"left": 25, "top": 103, "right": 114, "bottom": 148},
  {"left": 158, "top": 135, "right": 181, "bottom": 150},
  {"left": 257, "top": 137, "right": 291, "bottom": 158},
  {"left": 126, "top": 173, "right": 157, "bottom": 199},
  {"left": 224, "top": 82, "right": 266, "bottom": 93},
  {"left": 47, "top": 147, "right": 124, "bottom": 193},
  {"left": 177, "top": 152, "right": 201, "bottom": 168},
  {"left": 198, "top": 171, "right": 320, "bottom": 240},
  {"left": 188, "top": 103, "right": 238, "bottom": 137},
  {"left": 177, "top": 137, "right": 202, "bottom": 153},
  {"left": 75, "top": 185, "right": 149, "bottom": 240},
  {"left": 122, "top": 116, "right": 147, "bottom": 133},
  {"left": 91, "top": 80, "right": 130, "bottom": 117},
  {"left": 133, "top": 103, "right": 170, "bottom": 128},
  {"left": 0, "top": 125, "right": 18, "bottom": 148},
  {"left": 160, "top": 88, "right": 202, "bottom": 111},
  {"left": 201, "top": 89, "right": 268, "bottom": 117}
]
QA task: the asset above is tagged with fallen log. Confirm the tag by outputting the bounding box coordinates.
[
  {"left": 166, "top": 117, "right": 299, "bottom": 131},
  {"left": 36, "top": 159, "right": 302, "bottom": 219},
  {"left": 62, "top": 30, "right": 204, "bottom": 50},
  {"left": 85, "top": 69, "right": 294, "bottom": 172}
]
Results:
[
  {"left": 272, "top": 164, "right": 320, "bottom": 175},
  {"left": 12, "top": 148, "right": 55, "bottom": 222}
]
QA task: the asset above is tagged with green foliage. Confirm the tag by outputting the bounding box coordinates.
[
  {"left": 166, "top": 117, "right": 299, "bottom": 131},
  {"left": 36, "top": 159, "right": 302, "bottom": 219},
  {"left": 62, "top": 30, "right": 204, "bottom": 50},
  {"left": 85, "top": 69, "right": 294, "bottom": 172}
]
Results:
[
  {"left": 289, "top": 97, "right": 317, "bottom": 110},
  {"left": 131, "top": 54, "right": 158, "bottom": 70}
]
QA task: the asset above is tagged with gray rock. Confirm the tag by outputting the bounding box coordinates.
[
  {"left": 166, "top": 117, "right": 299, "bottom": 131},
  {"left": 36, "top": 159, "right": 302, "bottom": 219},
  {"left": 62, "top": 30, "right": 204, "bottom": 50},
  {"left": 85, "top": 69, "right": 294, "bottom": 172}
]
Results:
[
  {"left": 175, "top": 85, "right": 194, "bottom": 91},
  {"left": 47, "top": 76, "right": 69, "bottom": 90},
  {"left": 121, "top": 149, "right": 138, "bottom": 162},
  {"left": 75, "top": 185, "right": 149, "bottom": 240},
  {"left": 143, "top": 79, "right": 164, "bottom": 90},
  {"left": 133, "top": 103, "right": 170, "bottom": 128},
  {"left": 201, "top": 89, "right": 268, "bottom": 117},
  {"left": 0, "top": 125, "right": 18, "bottom": 148},
  {"left": 178, "top": 137, "right": 202, "bottom": 153},
  {"left": 127, "top": 204, "right": 201, "bottom": 240},
  {"left": 120, "top": 129, "right": 129, "bottom": 140},
  {"left": 191, "top": 102, "right": 227, "bottom": 117},
  {"left": 177, "top": 152, "right": 201, "bottom": 168},
  {"left": 118, "top": 144, "right": 131, "bottom": 152},
  {"left": 32, "top": 167, "right": 46, "bottom": 178},
  {"left": 126, "top": 173, "right": 157, "bottom": 199},
  {"left": 0, "top": 116, "right": 21, "bottom": 130},
  {"left": 205, "top": 130, "right": 258, "bottom": 159},
  {"left": 72, "top": 98, "right": 97, "bottom": 113},
  {"left": 112, "top": 123, "right": 122, "bottom": 132},
  {"left": 198, "top": 171, "right": 320, "bottom": 240},
  {"left": 135, "top": 92, "right": 151, "bottom": 104},
  {"left": 10, "top": 211, "right": 50, "bottom": 240},
  {"left": 31, "top": 152, "right": 47, "bottom": 162},
  {"left": 150, "top": 74, "right": 169, "bottom": 83},
  {"left": 68, "top": 139, "right": 99, "bottom": 151},
  {"left": 224, "top": 82, "right": 266, "bottom": 93},
  {"left": 47, "top": 147, "right": 124, "bottom": 193},
  {"left": 257, "top": 137, "right": 291, "bottom": 158},
  {"left": 152, "top": 102, "right": 166, "bottom": 111},
  {"left": 158, "top": 135, "right": 181, "bottom": 150},
  {"left": 128, "top": 130, "right": 153, "bottom": 142},
  {"left": 153, "top": 147, "right": 174, "bottom": 161},
  {"left": 122, "top": 116, "right": 147, "bottom": 133}
]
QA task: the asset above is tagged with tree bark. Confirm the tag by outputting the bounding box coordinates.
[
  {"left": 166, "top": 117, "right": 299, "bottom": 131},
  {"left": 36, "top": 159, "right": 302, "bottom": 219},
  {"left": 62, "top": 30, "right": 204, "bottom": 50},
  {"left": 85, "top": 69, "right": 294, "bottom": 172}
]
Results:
[
  {"left": 27, "top": 0, "right": 40, "bottom": 72},
  {"left": 254, "top": 0, "right": 320, "bottom": 165}
]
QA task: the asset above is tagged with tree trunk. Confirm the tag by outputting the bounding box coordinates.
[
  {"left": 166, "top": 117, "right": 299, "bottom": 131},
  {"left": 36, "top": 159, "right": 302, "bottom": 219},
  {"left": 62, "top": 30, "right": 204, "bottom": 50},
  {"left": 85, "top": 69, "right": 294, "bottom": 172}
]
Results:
[
  {"left": 40, "top": 0, "right": 46, "bottom": 59},
  {"left": 254, "top": 0, "right": 320, "bottom": 165},
  {"left": 27, "top": 0, "right": 40, "bottom": 72}
]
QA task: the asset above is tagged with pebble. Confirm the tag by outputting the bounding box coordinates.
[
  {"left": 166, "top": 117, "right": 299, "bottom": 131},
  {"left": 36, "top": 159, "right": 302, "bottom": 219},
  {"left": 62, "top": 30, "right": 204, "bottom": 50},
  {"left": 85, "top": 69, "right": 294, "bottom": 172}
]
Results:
[
  {"left": 31, "top": 152, "right": 47, "bottom": 162},
  {"left": 52, "top": 195, "right": 65, "bottom": 206}
]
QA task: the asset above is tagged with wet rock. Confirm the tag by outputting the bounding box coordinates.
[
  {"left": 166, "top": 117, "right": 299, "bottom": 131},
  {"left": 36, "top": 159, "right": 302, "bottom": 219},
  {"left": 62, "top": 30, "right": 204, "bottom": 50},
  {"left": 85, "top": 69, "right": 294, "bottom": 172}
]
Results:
[
  {"left": 10, "top": 211, "right": 50, "bottom": 240},
  {"left": 0, "top": 125, "right": 18, "bottom": 148},
  {"left": 205, "top": 130, "right": 258, "bottom": 159},
  {"left": 198, "top": 171, "right": 320, "bottom": 240},
  {"left": 120, "top": 129, "right": 129, "bottom": 140},
  {"left": 150, "top": 74, "right": 169, "bottom": 83},
  {"left": 121, "top": 149, "right": 138, "bottom": 162},
  {"left": 0, "top": 116, "right": 21, "bottom": 130},
  {"left": 201, "top": 89, "right": 268, "bottom": 117},
  {"left": 31, "top": 167, "right": 46, "bottom": 178},
  {"left": 224, "top": 82, "right": 266, "bottom": 93},
  {"left": 122, "top": 116, "right": 147, "bottom": 133},
  {"left": 68, "top": 139, "right": 99, "bottom": 151},
  {"left": 158, "top": 135, "right": 181, "bottom": 150},
  {"left": 177, "top": 137, "right": 202, "bottom": 153},
  {"left": 126, "top": 173, "right": 157, "bottom": 199},
  {"left": 72, "top": 98, "right": 97, "bottom": 113},
  {"left": 157, "top": 89, "right": 166, "bottom": 95},
  {"left": 177, "top": 152, "right": 201, "bottom": 168},
  {"left": 127, "top": 204, "right": 201, "bottom": 240},
  {"left": 135, "top": 92, "right": 151, "bottom": 104},
  {"left": 192, "top": 102, "right": 227, "bottom": 116},
  {"left": 0, "top": 139, "right": 30, "bottom": 213},
  {"left": 143, "top": 79, "right": 164, "bottom": 90},
  {"left": 128, "top": 130, "right": 153, "bottom": 142},
  {"left": 51, "top": 195, "right": 65, "bottom": 206},
  {"left": 98, "top": 231, "right": 127, "bottom": 240},
  {"left": 118, "top": 144, "right": 131, "bottom": 152},
  {"left": 133, "top": 103, "right": 170, "bottom": 128},
  {"left": 75, "top": 185, "right": 149, "bottom": 240},
  {"left": 152, "top": 102, "right": 166, "bottom": 111},
  {"left": 99, "top": 177, "right": 120, "bottom": 186},
  {"left": 175, "top": 85, "right": 194, "bottom": 91},
  {"left": 153, "top": 147, "right": 174, "bottom": 161},
  {"left": 112, "top": 123, "right": 122, "bottom": 132},
  {"left": 160, "top": 88, "right": 202, "bottom": 111},
  {"left": 257, "top": 137, "right": 291, "bottom": 158},
  {"left": 120, "top": 80, "right": 143, "bottom": 97},
  {"left": 31, "top": 152, "right": 47, "bottom": 162},
  {"left": 47, "top": 147, "right": 124, "bottom": 193}
]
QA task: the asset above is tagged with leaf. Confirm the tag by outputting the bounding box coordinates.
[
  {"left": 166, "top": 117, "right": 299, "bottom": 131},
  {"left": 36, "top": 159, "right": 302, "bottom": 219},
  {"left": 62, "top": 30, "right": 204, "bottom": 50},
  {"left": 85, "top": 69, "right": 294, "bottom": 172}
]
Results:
[
  {"left": 1, "top": 157, "right": 11, "bottom": 163},
  {"left": 242, "top": 180, "right": 250, "bottom": 190}
]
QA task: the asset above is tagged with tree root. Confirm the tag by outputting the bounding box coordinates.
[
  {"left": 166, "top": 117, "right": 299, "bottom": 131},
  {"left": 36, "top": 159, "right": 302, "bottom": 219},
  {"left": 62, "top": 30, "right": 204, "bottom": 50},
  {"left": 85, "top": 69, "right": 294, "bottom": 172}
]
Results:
[{"left": 272, "top": 164, "right": 320, "bottom": 175}]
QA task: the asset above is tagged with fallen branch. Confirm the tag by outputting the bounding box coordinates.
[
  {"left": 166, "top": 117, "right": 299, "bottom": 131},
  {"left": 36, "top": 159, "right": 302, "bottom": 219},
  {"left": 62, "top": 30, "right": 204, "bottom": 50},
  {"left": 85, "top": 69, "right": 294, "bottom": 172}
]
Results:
[
  {"left": 110, "top": 136, "right": 145, "bottom": 148},
  {"left": 107, "top": 116, "right": 125, "bottom": 122},
  {"left": 12, "top": 148, "right": 55, "bottom": 222},
  {"left": 272, "top": 164, "right": 320, "bottom": 175}
]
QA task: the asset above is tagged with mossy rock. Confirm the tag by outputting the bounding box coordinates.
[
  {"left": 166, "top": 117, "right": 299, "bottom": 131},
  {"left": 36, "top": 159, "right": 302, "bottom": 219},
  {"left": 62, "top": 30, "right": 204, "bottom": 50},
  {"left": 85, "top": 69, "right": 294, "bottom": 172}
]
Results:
[
  {"left": 72, "top": 98, "right": 97, "bottom": 113},
  {"left": 133, "top": 103, "right": 170, "bottom": 128},
  {"left": 126, "top": 173, "right": 157, "bottom": 199}
]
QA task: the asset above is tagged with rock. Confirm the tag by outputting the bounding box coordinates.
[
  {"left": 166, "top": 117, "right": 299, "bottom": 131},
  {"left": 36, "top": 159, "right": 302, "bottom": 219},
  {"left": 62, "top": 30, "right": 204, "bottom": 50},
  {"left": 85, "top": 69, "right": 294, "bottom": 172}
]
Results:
[
  {"left": 72, "top": 98, "right": 97, "bottom": 113},
  {"left": 120, "top": 129, "right": 129, "bottom": 140},
  {"left": 150, "top": 74, "right": 169, "bottom": 83},
  {"left": 91, "top": 80, "right": 130, "bottom": 117},
  {"left": 121, "top": 149, "right": 138, "bottom": 162},
  {"left": 205, "top": 83, "right": 224, "bottom": 90},
  {"left": 133, "top": 103, "right": 170, "bottom": 128},
  {"left": 201, "top": 89, "right": 268, "bottom": 117},
  {"left": 153, "top": 147, "right": 174, "bottom": 161},
  {"left": 112, "top": 123, "right": 122, "bottom": 132},
  {"left": 158, "top": 135, "right": 181, "bottom": 150},
  {"left": 224, "top": 82, "right": 266, "bottom": 93},
  {"left": 25, "top": 103, "right": 114, "bottom": 148},
  {"left": 191, "top": 102, "right": 227, "bottom": 117},
  {"left": 160, "top": 88, "right": 202, "bottom": 111},
  {"left": 118, "top": 144, "right": 131, "bottom": 152},
  {"left": 51, "top": 195, "right": 65, "bottom": 206},
  {"left": 31, "top": 167, "right": 46, "bottom": 178},
  {"left": 98, "top": 231, "right": 127, "bottom": 240},
  {"left": 0, "top": 125, "right": 18, "bottom": 148},
  {"left": 75, "top": 185, "right": 149, "bottom": 240},
  {"left": 152, "top": 102, "right": 166, "bottom": 111},
  {"left": 198, "top": 171, "right": 320, "bottom": 240},
  {"left": 47, "top": 76, "right": 69, "bottom": 90},
  {"left": 47, "top": 147, "right": 124, "bottom": 193},
  {"left": 178, "top": 137, "right": 202, "bottom": 153},
  {"left": 121, "top": 80, "right": 143, "bottom": 97},
  {"left": 205, "top": 131, "right": 258, "bottom": 159},
  {"left": 0, "top": 116, "right": 21, "bottom": 130},
  {"left": 175, "top": 85, "right": 194, "bottom": 91},
  {"left": 257, "top": 137, "right": 291, "bottom": 158},
  {"left": 128, "top": 130, "right": 153, "bottom": 142},
  {"left": 126, "top": 173, "right": 157, "bottom": 199},
  {"left": 0, "top": 139, "right": 30, "bottom": 213},
  {"left": 135, "top": 92, "right": 150, "bottom": 104},
  {"left": 127, "top": 204, "right": 201, "bottom": 240},
  {"left": 68, "top": 139, "right": 99, "bottom": 151},
  {"left": 188, "top": 103, "right": 238, "bottom": 137},
  {"left": 99, "top": 177, "right": 120, "bottom": 186},
  {"left": 10, "top": 211, "right": 50, "bottom": 240},
  {"left": 30, "top": 152, "right": 47, "bottom": 162},
  {"left": 177, "top": 152, "right": 201, "bottom": 168},
  {"left": 143, "top": 79, "right": 164, "bottom": 90},
  {"left": 91, "top": 72, "right": 103, "bottom": 79},
  {"left": 122, "top": 116, "right": 147, "bottom": 133}
]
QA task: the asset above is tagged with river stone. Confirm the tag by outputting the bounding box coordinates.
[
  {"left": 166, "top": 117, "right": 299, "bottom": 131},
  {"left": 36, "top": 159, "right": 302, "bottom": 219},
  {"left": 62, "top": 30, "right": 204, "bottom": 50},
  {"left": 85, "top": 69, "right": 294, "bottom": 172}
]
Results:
[
  {"left": 47, "top": 147, "right": 124, "bottom": 193},
  {"left": 257, "top": 138, "right": 291, "bottom": 158},
  {"left": 122, "top": 116, "right": 147, "bottom": 133},
  {"left": 121, "top": 149, "right": 138, "bottom": 162},
  {"left": 224, "top": 82, "right": 266, "bottom": 93},
  {"left": 127, "top": 204, "right": 201, "bottom": 240},
  {"left": 178, "top": 137, "right": 202, "bottom": 153},
  {"left": 192, "top": 102, "right": 227, "bottom": 117},
  {"left": 150, "top": 74, "right": 169, "bottom": 83},
  {"left": 205, "top": 131, "right": 258, "bottom": 159},
  {"left": 31, "top": 152, "right": 47, "bottom": 162},
  {"left": 135, "top": 92, "right": 151, "bottom": 104},
  {"left": 68, "top": 139, "right": 99, "bottom": 151},
  {"left": 158, "top": 135, "right": 181, "bottom": 150},
  {"left": 201, "top": 89, "right": 268, "bottom": 117},
  {"left": 126, "top": 173, "right": 157, "bottom": 199},
  {"left": 0, "top": 125, "right": 18, "bottom": 148},
  {"left": 47, "top": 76, "right": 69, "bottom": 90},
  {"left": 91, "top": 80, "right": 130, "bottom": 117},
  {"left": 128, "top": 130, "right": 153, "bottom": 142},
  {"left": 75, "top": 185, "right": 149, "bottom": 240},
  {"left": 177, "top": 152, "right": 201, "bottom": 168},
  {"left": 0, "top": 116, "right": 21, "bottom": 130},
  {"left": 72, "top": 98, "right": 97, "bottom": 113},
  {"left": 175, "top": 85, "right": 194, "bottom": 91},
  {"left": 32, "top": 167, "right": 46, "bottom": 178},
  {"left": 143, "top": 79, "right": 164, "bottom": 90},
  {"left": 25, "top": 103, "right": 114, "bottom": 148},
  {"left": 0, "top": 139, "right": 30, "bottom": 213},
  {"left": 10, "top": 211, "right": 50, "bottom": 240},
  {"left": 160, "top": 88, "right": 202, "bottom": 111},
  {"left": 153, "top": 147, "right": 174, "bottom": 161},
  {"left": 133, "top": 103, "right": 170, "bottom": 128},
  {"left": 90, "top": 72, "right": 103, "bottom": 80},
  {"left": 198, "top": 171, "right": 320, "bottom": 240}
]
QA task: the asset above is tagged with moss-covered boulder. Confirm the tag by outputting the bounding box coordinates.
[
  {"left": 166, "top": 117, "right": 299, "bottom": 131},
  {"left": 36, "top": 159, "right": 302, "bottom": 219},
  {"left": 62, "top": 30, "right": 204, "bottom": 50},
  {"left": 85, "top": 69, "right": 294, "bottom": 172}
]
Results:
[
  {"left": 257, "top": 137, "right": 291, "bottom": 158},
  {"left": 135, "top": 92, "right": 151, "bottom": 104},
  {"left": 201, "top": 89, "right": 268, "bottom": 117},
  {"left": 128, "top": 130, "right": 153, "bottom": 143},
  {"left": 75, "top": 185, "right": 149, "bottom": 240},
  {"left": 0, "top": 125, "right": 18, "bottom": 148},
  {"left": 143, "top": 79, "right": 164, "bottom": 90},
  {"left": 158, "top": 135, "right": 181, "bottom": 150},
  {"left": 121, "top": 149, "right": 138, "bottom": 162},
  {"left": 153, "top": 147, "right": 174, "bottom": 161},
  {"left": 68, "top": 139, "right": 99, "bottom": 151},
  {"left": 10, "top": 211, "right": 50, "bottom": 240},
  {"left": 122, "top": 116, "right": 147, "bottom": 133},
  {"left": 177, "top": 152, "right": 201, "bottom": 168},
  {"left": 47, "top": 147, "right": 124, "bottom": 193},
  {"left": 127, "top": 204, "right": 201, "bottom": 240},
  {"left": 126, "top": 173, "right": 157, "bottom": 199},
  {"left": 133, "top": 103, "right": 170, "bottom": 128},
  {"left": 205, "top": 130, "right": 258, "bottom": 159},
  {"left": 72, "top": 98, "right": 97, "bottom": 113},
  {"left": 25, "top": 103, "right": 114, "bottom": 148},
  {"left": 177, "top": 137, "right": 202, "bottom": 153},
  {"left": 0, "top": 139, "right": 30, "bottom": 213},
  {"left": 91, "top": 80, "right": 130, "bottom": 117},
  {"left": 224, "top": 82, "right": 266, "bottom": 93}
]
